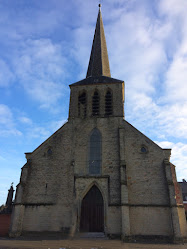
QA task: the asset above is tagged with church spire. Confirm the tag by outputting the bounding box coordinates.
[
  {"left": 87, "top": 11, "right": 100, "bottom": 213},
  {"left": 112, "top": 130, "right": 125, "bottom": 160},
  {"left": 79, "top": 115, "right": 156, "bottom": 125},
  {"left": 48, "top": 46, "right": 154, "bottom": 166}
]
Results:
[{"left": 86, "top": 5, "right": 111, "bottom": 78}]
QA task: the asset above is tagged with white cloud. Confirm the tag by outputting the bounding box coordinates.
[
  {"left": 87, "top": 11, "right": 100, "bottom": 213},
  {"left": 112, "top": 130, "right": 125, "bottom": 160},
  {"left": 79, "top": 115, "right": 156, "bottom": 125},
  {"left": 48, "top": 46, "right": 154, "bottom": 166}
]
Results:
[
  {"left": 0, "top": 59, "right": 14, "bottom": 87},
  {"left": 27, "top": 126, "right": 51, "bottom": 140},
  {"left": 158, "top": 0, "right": 187, "bottom": 103},
  {"left": 106, "top": 7, "right": 169, "bottom": 104},
  {"left": 0, "top": 0, "right": 187, "bottom": 200},
  {"left": 157, "top": 141, "right": 187, "bottom": 181},
  {"left": 126, "top": 96, "right": 187, "bottom": 140},
  {"left": 159, "top": 0, "right": 187, "bottom": 18},
  {"left": 50, "top": 119, "right": 67, "bottom": 132},
  {"left": 164, "top": 45, "right": 187, "bottom": 103},
  {"left": 19, "top": 116, "right": 32, "bottom": 125},
  {"left": 71, "top": 25, "right": 94, "bottom": 79},
  {"left": 13, "top": 38, "right": 69, "bottom": 109},
  {"left": 0, "top": 105, "right": 22, "bottom": 136},
  {"left": 98, "top": 0, "right": 187, "bottom": 144},
  {"left": 0, "top": 104, "right": 12, "bottom": 124},
  {"left": 24, "top": 118, "right": 67, "bottom": 141}
]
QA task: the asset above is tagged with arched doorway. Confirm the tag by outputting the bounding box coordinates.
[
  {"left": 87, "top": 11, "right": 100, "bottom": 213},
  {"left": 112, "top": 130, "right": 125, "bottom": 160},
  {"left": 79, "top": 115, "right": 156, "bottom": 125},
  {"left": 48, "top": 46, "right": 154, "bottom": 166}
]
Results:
[{"left": 80, "top": 185, "right": 104, "bottom": 232}]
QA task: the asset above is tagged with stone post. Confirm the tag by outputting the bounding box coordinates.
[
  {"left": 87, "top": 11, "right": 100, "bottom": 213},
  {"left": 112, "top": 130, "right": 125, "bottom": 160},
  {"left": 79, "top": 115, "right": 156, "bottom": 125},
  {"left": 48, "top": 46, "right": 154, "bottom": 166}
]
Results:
[
  {"left": 119, "top": 127, "right": 130, "bottom": 240},
  {"left": 164, "top": 158, "right": 183, "bottom": 242}
]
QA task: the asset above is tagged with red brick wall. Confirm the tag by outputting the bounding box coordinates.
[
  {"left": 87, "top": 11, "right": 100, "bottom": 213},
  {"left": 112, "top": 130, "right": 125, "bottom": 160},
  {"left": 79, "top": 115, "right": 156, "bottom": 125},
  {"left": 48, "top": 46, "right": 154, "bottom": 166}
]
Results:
[
  {"left": 0, "top": 214, "right": 11, "bottom": 236},
  {"left": 170, "top": 163, "right": 183, "bottom": 205}
]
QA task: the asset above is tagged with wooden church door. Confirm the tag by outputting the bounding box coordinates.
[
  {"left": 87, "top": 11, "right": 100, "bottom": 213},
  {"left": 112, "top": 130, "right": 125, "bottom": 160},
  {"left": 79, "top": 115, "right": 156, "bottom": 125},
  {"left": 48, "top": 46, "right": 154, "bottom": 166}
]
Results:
[{"left": 80, "top": 185, "right": 104, "bottom": 232}]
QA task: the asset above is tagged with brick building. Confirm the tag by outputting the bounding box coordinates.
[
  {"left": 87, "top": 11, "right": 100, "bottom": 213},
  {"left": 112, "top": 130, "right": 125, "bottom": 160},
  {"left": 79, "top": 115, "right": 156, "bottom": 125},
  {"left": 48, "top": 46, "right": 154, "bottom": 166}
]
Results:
[
  {"left": 178, "top": 180, "right": 187, "bottom": 219},
  {"left": 0, "top": 184, "right": 14, "bottom": 236},
  {"left": 9, "top": 6, "right": 187, "bottom": 242}
]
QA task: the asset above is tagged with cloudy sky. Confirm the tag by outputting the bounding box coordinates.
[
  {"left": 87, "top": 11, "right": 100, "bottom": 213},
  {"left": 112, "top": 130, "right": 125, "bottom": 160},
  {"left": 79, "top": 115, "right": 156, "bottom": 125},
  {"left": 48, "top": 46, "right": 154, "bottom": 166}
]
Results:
[{"left": 0, "top": 0, "right": 187, "bottom": 205}]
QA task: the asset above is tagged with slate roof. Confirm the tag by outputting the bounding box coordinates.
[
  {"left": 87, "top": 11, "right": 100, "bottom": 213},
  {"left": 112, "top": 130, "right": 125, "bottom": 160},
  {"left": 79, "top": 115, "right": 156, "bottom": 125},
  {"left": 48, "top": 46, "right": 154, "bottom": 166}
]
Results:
[
  {"left": 70, "top": 76, "right": 123, "bottom": 87},
  {"left": 179, "top": 181, "right": 187, "bottom": 194},
  {"left": 86, "top": 6, "right": 111, "bottom": 78},
  {"left": 70, "top": 6, "right": 124, "bottom": 87}
]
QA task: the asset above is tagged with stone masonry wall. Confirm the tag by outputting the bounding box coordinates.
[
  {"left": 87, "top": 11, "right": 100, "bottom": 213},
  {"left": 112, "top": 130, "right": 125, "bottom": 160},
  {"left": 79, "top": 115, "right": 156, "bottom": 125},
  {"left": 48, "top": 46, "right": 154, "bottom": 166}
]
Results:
[
  {"left": 72, "top": 117, "right": 122, "bottom": 205},
  {"left": 72, "top": 116, "right": 123, "bottom": 234},
  {"left": 12, "top": 114, "right": 124, "bottom": 235},
  {"left": 13, "top": 122, "right": 75, "bottom": 233},
  {"left": 69, "top": 83, "right": 124, "bottom": 119},
  {"left": 124, "top": 121, "right": 170, "bottom": 206},
  {"left": 10, "top": 76, "right": 186, "bottom": 239},
  {"left": 122, "top": 120, "right": 173, "bottom": 236},
  {"left": 129, "top": 206, "right": 172, "bottom": 236}
]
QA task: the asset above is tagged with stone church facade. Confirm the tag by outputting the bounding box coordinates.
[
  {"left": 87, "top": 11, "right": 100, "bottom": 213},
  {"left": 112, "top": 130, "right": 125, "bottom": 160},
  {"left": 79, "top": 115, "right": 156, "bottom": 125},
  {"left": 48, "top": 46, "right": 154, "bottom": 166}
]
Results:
[{"left": 10, "top": 6, "right": 187, "bottom": 242}]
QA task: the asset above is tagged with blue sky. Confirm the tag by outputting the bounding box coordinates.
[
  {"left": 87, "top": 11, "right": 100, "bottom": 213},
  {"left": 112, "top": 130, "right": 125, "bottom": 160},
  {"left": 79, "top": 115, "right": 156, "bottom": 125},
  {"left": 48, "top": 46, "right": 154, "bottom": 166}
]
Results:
[{"left": 0, "top": 0, "right": 187, "bottom": 205}]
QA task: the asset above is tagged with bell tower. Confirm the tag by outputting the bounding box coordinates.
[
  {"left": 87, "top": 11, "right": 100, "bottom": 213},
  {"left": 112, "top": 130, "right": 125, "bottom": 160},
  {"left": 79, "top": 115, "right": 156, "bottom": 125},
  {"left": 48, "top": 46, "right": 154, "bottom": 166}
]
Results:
[{"left": 69, "top": 5, "right": 124, "bottom": 119}]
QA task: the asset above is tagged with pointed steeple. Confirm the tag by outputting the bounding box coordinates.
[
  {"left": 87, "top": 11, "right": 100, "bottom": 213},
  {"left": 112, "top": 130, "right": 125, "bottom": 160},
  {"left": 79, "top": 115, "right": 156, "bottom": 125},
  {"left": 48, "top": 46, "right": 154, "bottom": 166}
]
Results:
[
  {"left": 70, "top": 5, "right": 123, "bottom": 87},
  {"left": 86, "top": 5, "right": 111, "bottom": 78}
]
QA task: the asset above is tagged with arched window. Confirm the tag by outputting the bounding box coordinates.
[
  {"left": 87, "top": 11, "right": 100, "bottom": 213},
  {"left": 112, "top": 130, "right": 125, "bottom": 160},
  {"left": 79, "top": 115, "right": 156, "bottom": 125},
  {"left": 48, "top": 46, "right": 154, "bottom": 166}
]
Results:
[
  {"left": 78, "top": 92, "right": 87, "bottom": 118},
  {"left": 92, "top": 91, "right": 100, "bottom": 116},
  {"left": 89, "top": 128, "right": 101, "bottom": 175},
  {"left": 105, "top": 90, "right": 113, "bottom": 115}
]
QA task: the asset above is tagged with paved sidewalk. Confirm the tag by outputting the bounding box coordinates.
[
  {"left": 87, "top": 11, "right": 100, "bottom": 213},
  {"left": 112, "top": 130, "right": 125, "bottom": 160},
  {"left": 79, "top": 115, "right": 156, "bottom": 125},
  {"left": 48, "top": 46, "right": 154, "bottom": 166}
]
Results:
[{"left": 0, "top": 238, "right": 186, "bottom": 249}]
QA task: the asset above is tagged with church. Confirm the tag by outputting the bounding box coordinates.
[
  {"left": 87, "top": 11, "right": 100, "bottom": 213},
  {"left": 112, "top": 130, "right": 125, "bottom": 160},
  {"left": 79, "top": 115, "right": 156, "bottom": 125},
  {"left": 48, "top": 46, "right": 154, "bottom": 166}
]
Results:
[{"left": 10, "top": 6, "right": 187, "bottom": 242}]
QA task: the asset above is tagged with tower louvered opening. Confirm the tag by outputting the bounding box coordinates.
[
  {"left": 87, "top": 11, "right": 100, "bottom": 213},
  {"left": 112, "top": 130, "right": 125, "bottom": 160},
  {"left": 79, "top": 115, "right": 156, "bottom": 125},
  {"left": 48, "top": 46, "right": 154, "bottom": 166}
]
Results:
[
  {"left": 105, "top": 90, "right": 113, "bottom": 115},
  {"left": 78, "top": 92, "right": 87, "bottom": 117},
  {"left": 92, "top": 91, "right": 100, "bottom": 116}
]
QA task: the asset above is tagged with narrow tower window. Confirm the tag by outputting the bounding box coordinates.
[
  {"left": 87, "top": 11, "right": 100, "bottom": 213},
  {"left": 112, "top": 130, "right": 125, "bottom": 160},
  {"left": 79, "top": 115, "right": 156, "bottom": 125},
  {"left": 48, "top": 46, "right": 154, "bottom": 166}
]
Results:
[
  {"left": 89, "top": 128, "right": 101, "bottom": 175},
  {"left": 92, "top": 91, "right": 100, "bottom": 116},
  {"left": 105, "top": 90, "right": 113, "bottom": 115},
  {"left": 78, "top": 92, "right": 87, "bottom": 118}
]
